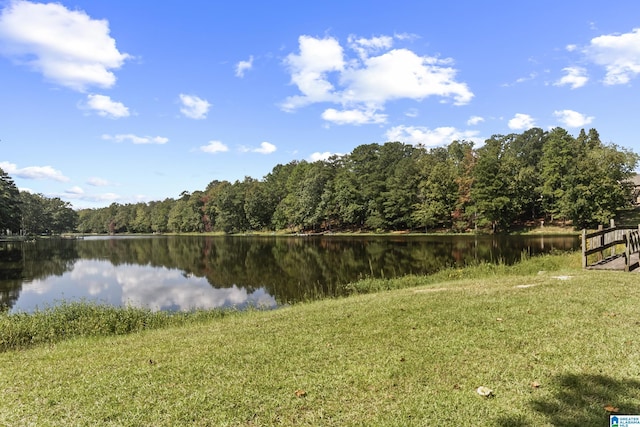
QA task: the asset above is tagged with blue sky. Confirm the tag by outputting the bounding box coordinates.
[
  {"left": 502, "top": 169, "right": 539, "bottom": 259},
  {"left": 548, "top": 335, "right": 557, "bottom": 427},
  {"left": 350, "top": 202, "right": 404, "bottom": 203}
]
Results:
[{"left": 1, "top": 0, "right": 640, "bottom": 209}]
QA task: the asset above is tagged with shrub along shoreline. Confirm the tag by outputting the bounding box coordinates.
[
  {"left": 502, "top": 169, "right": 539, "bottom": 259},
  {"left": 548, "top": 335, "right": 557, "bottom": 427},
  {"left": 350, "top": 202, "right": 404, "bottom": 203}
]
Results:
[{"left": 2, "top": 251, "right": 639, "bottom": 426}]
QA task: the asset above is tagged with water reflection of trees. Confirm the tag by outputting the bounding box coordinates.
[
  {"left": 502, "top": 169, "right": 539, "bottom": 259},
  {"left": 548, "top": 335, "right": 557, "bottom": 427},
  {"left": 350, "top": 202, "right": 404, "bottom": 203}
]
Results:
[
  {"left": 1, "top": 235, "right": 580, "bottom": 309},
  {"left": 76, "top": 235, "right": 578, "bottom": 304},
  {"left": 0, "top": 240, "right": 79, "bottom": 310}
]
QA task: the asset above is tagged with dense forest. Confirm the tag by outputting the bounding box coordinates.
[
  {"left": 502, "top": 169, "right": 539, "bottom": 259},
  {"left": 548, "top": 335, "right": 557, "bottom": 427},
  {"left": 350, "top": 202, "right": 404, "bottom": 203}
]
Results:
[
  {"left": 0, "top": 168, "right": 77, "bottom": 235},
  {"left": 1, "top": 127, "right": 638, "bottom": 235}
]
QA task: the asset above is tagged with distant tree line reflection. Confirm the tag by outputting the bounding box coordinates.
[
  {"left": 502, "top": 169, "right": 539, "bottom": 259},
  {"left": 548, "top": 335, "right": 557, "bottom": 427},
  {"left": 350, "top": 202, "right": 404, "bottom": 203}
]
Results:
[{"left": 0, "top": 235, "right": 579, "bottom": 311}]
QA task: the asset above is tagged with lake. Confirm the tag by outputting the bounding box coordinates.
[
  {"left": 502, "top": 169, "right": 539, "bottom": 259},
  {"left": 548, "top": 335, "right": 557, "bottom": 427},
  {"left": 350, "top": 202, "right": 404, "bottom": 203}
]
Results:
[{"left": 0, "top": 234, "right": 579, "bottom": 313}]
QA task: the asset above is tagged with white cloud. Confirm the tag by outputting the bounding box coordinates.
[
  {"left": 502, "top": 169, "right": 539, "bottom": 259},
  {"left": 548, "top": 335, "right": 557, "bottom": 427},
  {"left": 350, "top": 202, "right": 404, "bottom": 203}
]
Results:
[
  {"left": 179, "top": 94, "right": 211, "bottom": 119},
  {"left": 502, "top": 72, "right": 537, "bottom": 87},
  {"left": 516, "top": 72, "right": 537, "bottom": 84},
  {"left": 566, "top": 44, "right": 578, "bottom": 52},
  {"left": 385, "top": 125, "right": 480, "bottom": 147},
  {"left": 585, "top": 28, "right": 640, "bottom": 85},
  {"left": 0, "top": 0, "right": 130, "bottom": 91},
  {"left": 70, "top": 192, "right": 118, "bottom": 203},
  {"left": 85, "top": 94, "right": 129, "bottom": 118},
  {"left": 59, "top": 190, "right": 146, "bottom": 208},
  {"left": 87, "top": 177, "right": 110, "bottom": 187},
  {"left": 65, "top": 186, "right": 84, "bottom": 195},
  {"left": 0, "top": 161, "right": 70, "bottom": 182},
  {"left": 394, "top": 32, "right": 420, "bottom": 42},
  {"left": 253, "top": 141, "right": 277, "bottom": 154},
  {"left": 341, "top": 48, "right": 473, "bottom": 106},
  {"left": 553, "top": 109, "right": 594, "bottom": 128},
  {"left": 309, "top": 151, "right": 343, "bottom": 162},
  {"left": 93, "top": 192, "right": 121, "bottom": 202},
  {"left": 554, "top": 67, "right": 588, "bottom": 89},
  {"left": 235, "top": 55, "right": 253, "bottom": 77},
  {"left": 405, "top": 108, "right": 419, "bottom": 118},
  {"left": 508, "top": 113, "right": 536, "bottom": 130},
  {"left": 281, "top": 34, "right": 472, "bottom": 122},
  {"left": 467, "top": 115, "right": 485, "bottom": 126},
  {"left": 348, "top": 34, "right": 393, "bottom": 59},
  {"left": 281, "top": 35, "right": 345, "bottom": 111},
  {"left": 240, "top": 142, "right": 277, "bottom": 154},
  {"left": 200, "top": 140, "right": 229, "bottom": 154},
  {"left": 321, "top": 108, "right": 387, "bottom": 125},
  {"left": 102, "top": 134, "right": 168, "bottom": 144}
]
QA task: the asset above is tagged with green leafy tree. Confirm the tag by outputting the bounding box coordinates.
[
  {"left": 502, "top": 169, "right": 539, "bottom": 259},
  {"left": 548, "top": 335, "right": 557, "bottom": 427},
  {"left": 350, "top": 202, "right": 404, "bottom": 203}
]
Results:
[
  {"left": 472, "top": 135, "right": 520, "bottom": 231},
  {"left": 19, "top": 192, "right": 76, "bottom": 234},
  {"left": 564, "top": 140, "right": 638, "bottom": 228},
  {"left": 0, "top": 168, "right": 20, "bottom": 233},
  {"left": 449, "top": 141, "right": 476, "bottom": 230},
  {"left": 150, "top": 198, "right": 174, "bottom": 233},
  {"left": 347, "top": 142, "right": 416, "bottom": 230},
  {"left": 539, "top": 127, "right": 579, "bottom": 222},
  {"left": 272, "top": 161, "right": 311, "bottom": 230},
  {"left": 413, "top": 147, "right": 458, "bottom": 231},
  {"left": 314, "top": 155, "right": 345, "bottom": 231},
  {"left": 294, "top": 161, "right": 336, "bottom": 230},
  {"left": 166, "top": 192, "right": 204, "bottom": 232},
  {"left": 382, "top": 155, "right": 419, "bottom": 230},
  {"left": 44, "top": 197, "right": 77, "bottom": 233},
  {"left": 20, "top": 192, "right": 47, "bottom": 234},
  {"left": 331, "top": 162, "right": 366, "bottom": 229},
  {"left": 505, "top": 128, "right": 545, "bottom": 221},
  {"left": 132, "top": 203, "right": 152, "bottom": 233},
  {"left": 243, "top": 177, "right": 273, "bottom": 231},
  {"left": 262, "top": 162, "right": 300, "bottom": 230},
  {"left": 211, "top": 180, "right": 249, "bottom": 233}
]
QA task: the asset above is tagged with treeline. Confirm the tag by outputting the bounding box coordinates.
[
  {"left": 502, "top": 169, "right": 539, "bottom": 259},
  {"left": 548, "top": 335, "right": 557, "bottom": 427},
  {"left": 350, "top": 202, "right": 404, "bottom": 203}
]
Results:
[
  {"left": 0, "top": 169, "right": 77, "bottom": 235},
  {"left": 75, "top": 127, "right": 638, "bottom": 234}
]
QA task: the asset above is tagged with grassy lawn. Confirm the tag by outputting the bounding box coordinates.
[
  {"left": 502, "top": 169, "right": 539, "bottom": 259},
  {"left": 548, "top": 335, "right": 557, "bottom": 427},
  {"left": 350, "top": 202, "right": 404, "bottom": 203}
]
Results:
[{"left": 1, "top": 253, "right": 639, "bottom": 426}]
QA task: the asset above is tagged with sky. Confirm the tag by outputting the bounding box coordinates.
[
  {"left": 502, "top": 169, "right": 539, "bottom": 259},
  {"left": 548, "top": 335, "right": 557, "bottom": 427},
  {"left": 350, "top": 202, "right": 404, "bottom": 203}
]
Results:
[{"left": 1, "top": 1, "right": 640, "bottom": 209}]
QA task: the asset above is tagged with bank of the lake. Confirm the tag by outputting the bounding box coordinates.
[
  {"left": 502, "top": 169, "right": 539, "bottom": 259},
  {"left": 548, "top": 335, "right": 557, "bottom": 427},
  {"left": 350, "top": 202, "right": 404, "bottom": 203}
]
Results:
[{"left": 1, "top": 252, "right": 639, "bottom": 426}]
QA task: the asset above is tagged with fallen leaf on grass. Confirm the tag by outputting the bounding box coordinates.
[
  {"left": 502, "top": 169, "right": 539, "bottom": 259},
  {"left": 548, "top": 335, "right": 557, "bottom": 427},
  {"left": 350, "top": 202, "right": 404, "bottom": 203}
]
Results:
[
  {"left": 531, "top": 381, "right": 541, "bottom": 389},
  {"left": 476, "top": 386, "right": 494, "bottom": 397},
  {"left": 496, "top": 317, "right": 504, "bottom": 322},
  {"left": 604, "top": 405, "right": 619, "bottom": 413},
  {"left": 294, "top": 389, "right": 307, "bottom": 398}
]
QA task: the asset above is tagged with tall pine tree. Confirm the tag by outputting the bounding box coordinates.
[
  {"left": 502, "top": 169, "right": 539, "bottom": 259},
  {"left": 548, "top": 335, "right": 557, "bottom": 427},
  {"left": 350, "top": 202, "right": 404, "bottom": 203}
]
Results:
[{"left": 0, "top": 168, "right": 21, "bottom": 233}]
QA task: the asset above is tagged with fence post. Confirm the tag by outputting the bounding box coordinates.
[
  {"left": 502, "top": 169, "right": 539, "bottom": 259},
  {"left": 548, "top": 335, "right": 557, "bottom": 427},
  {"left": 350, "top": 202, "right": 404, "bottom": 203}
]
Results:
[
  {"left": 582, "top": 229, "right": 587, "bottom": 268},
  {"left": 625, "top": 230, "right": 631, "bottom": 272},
  {"left": 598, "top": 224, "right": 604, "bottom": 262}
]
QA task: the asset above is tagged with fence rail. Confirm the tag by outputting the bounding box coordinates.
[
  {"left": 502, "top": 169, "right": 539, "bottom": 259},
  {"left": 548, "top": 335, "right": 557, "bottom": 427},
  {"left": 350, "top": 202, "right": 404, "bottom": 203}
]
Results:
[{"left": 582, "top": 223, "right": 640, "bottom": 272}]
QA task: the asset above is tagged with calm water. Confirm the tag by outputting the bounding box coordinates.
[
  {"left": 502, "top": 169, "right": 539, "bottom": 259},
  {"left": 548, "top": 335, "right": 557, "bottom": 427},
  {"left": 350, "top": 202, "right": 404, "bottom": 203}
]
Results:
[{"left": 0, "top": 234, "right": 579, "bottom": 313}]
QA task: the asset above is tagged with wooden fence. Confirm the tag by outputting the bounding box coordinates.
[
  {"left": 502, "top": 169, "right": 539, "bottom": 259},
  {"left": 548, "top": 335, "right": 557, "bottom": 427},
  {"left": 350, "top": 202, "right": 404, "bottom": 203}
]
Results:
[{"left": 582, "top": 223, "right": 640, "bottom": 272}]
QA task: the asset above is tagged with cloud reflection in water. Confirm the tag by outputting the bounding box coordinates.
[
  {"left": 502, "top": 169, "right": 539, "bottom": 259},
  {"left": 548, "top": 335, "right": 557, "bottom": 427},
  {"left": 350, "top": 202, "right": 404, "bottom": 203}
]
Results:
[{"left": 13, "top": 259, "right": 277, "bottom": 313}]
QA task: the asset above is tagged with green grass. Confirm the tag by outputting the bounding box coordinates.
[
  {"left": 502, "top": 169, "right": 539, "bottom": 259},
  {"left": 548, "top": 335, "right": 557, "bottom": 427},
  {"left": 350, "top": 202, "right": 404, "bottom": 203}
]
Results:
[
  {"left": 1, "top": 252, "right": 639, "bottom": 426},
  {"left": 0, "top": 303, "right": 233, "bottom": 352}
]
